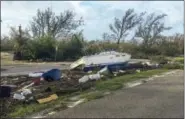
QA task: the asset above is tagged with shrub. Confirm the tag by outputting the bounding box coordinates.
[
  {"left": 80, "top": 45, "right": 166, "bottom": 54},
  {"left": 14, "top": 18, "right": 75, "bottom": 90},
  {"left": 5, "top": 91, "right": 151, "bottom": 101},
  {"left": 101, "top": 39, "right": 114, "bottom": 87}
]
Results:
[
  {"left": 150, "top": 55, "right": 169, "bottom": 64},
  {"left": 57, "top": 35, "right": 84, "bottom": 61},
  {"left": 163, "top": 63, "right": 184, "bottom": 69},
  {"left": 174, "top": 57, "right": 184, "bottom": 64},
  {"left": 20, "top": 35, "right": 56, "bottom": 61},
  {"left": 95, "top": 81, "right": 123, "bottom": 91}
]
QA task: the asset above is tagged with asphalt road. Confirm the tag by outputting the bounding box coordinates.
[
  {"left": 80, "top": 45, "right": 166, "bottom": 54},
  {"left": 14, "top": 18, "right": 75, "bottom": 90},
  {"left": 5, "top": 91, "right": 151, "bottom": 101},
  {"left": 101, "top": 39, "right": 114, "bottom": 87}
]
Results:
[
  {"left": 50, "top": 70, "right": 184, "bottom": 118},
  {"left": 1, "top": 64, "right": 69, "bottom": 76},
  {"left": 0, "top": 59, "right": 148, "bottom": 76}
]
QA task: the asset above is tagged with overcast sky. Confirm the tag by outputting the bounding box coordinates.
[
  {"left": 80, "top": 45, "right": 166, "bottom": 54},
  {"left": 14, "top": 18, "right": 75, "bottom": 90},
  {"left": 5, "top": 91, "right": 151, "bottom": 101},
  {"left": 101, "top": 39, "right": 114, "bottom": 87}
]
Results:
[{"left": 1, "top": 1, "right": 184, "bottom": 40}]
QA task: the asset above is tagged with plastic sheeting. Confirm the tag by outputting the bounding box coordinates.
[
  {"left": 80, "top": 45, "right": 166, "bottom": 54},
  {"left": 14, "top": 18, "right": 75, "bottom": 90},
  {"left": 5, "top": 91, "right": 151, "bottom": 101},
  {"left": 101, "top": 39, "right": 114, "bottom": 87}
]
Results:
[
  {"left": 13, "top": 93, "right": 25, "bottom": 100},
  {"left": 79, "top": 73, "right": 101, "bottom": 83},
  {"left": 42, "top": 69, "right": 62, "bottom": 82},
  {"left": 28, "top": 72, "right": 44, "bottom": 77}
]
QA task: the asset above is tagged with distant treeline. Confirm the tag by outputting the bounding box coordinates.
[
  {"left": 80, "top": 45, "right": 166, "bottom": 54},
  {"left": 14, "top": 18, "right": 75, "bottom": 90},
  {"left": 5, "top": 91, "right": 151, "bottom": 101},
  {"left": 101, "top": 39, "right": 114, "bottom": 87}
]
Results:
[{"left": 1, "top": 7, "right": 184, "bottom": 61}]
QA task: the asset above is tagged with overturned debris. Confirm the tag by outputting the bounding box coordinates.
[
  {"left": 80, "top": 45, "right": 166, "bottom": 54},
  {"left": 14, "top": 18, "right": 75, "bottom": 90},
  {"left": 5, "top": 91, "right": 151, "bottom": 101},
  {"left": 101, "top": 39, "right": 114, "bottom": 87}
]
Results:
[
  {"left": 13, "top": 93, "right": 26, "bottom": 100},
  {"left": 70, "top": 51, "right": 131, "bottom": 72}
]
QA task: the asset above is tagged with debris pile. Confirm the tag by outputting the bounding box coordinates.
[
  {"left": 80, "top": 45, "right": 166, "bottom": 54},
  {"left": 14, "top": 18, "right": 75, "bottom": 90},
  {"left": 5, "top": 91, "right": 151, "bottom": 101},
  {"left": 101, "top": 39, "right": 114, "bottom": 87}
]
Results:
[
  {"left": 70, "top": 51, "right": 131, "bottom": 72},
  {"left": 0, "top": 69, "right": 75, "bottom": 103},
  {"left": 0, "top": 51, "right": 162, "bottom": 117}
]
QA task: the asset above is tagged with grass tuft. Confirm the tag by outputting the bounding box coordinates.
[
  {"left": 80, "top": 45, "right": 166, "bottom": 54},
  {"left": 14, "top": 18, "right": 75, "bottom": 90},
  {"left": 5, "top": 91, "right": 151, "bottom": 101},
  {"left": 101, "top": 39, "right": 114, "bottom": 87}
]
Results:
[
  {"left": 9, "top": 96, "right": 66, "bottom": 118},
  {"left": 95, "top": 69, "right": 169, "bottom": 91},
  {"left": 80, "top": 91, "right": 104, "bottom": 101}
]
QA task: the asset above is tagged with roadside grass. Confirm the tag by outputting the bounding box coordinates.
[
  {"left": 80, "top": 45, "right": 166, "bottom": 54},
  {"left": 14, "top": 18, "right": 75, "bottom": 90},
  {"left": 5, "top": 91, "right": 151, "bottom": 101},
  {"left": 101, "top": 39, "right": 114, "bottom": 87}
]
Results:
[
  {"left": 9, "top": 96, "right": 67, "bottom": 118},
  {"left": 174, "top": 57, "right": 184, "bottom": 64},
  {"left": 95, "top": 69, "right": 169, "bottom": 91},
  {"left": 1, "top": 52, "right": 71, "bottom": 66},
  {"left": 80, "top": 91, "right": 104, "bottom": 101},
  {"left": 167, "top": 56, "right": 184, "bottom": 63},
  {"left": 1, "top": 52, "right": 36, "bottom": 66},
  {"left": 163, "top": 63, "right": 184, "bottom": 69},
  {"left": 174, "top": 57, "right": 184, "bottom": 61},
  {"left": 9, "top": 89, "right": 92, "bottom": 118},
  {"left": 1, "top": 52, "right": 17, "bottom": 65},
  {"left": 9, "top": 69, "right": 171, "bottom": 118},
  {"left": 163, "top": 56, "right": 184, "bottom": 70}
]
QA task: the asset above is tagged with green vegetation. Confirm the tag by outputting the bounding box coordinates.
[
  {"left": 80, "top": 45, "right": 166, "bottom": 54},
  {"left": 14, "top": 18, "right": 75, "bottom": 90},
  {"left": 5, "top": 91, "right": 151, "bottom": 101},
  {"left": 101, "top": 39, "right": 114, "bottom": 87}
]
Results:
[
  {"left": 163, "top": 63, "right": 184, "bottom": 70},
  {"left": 9, "top": 96, "right": 67, "bottom": 118},
  {"left": 78, "top": 69, "right": 171, "bottom": 103},
  {"left": 1, "top": 7, "right": 184, "bottom": 62},
  {"left": 1, "top": 5, "right": 184, "bottom": 119},
  {"left": 162, "top": 56, "right": 184, "bottom": 70},
  {"left": 8, "top": 69, "right": 171, "bottom": 118},
  {"left": 80, "top": 91, "right": 104, "bottom": 101},
  {"left": 95, "top": 69, "right": 169, "bottom": 91},
  {"left": 150, "top": 55, "right": 169, "bottom": 64},
  {"left": 95, "top": 81, "right": 123, "bottom": 91},
  {"left": 174, "top": 57, "right": 184, "bottom": 64}
]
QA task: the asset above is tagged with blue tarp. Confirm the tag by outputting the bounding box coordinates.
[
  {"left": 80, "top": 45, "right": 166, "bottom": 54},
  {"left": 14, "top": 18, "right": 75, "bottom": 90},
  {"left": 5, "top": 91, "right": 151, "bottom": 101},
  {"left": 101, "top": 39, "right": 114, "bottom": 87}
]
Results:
[{"left": 42, "top": 69, "right": 61, "bottom": 82}]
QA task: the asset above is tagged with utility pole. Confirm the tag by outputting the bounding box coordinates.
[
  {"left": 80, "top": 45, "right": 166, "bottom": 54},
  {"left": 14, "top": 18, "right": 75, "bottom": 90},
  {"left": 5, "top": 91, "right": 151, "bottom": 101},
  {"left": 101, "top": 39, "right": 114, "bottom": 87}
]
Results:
[
  {"left": 19, "top": 25, "right": 22, "bottom": 38},
  {"left": 18, "top": 25, "right": 23, "bottom": 60},
  {"left": 55, "top": 45, "right": 58, "bottom": 61}
]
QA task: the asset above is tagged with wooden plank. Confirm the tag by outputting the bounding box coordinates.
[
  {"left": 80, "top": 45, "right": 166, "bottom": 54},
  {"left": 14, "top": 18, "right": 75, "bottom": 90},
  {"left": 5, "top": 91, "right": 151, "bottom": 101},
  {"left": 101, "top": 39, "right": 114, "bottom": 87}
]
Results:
[{"left": 37, "top": 94, "right": 58, "bottom": 104}]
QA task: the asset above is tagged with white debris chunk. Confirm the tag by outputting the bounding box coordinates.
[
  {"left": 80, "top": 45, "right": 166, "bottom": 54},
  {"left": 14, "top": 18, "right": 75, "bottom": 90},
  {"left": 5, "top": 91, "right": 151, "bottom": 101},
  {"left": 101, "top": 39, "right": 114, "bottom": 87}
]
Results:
[
  {"left": 28, "top": 72, "right": 44, "bottom": 77},
  {"left": 48, "top": 111, "right": 56, "bottom": 115},
  {"left": 89, "top": 73, "right": 101, "bottom": 80},
  {"left": 79, "top": 73, "right": 102, "bottom": 83},
  {"left": 136, "top": 69, "right": 141, "bottom": 73},
  {"left": 13, "top": 93, "right": 25, "bottom": 100},
  {"left": 79, "top": 76, "right": 89, "bottom": 83},
  {"left": 21, "top": 89, "right": 32, "bottom": 96}
]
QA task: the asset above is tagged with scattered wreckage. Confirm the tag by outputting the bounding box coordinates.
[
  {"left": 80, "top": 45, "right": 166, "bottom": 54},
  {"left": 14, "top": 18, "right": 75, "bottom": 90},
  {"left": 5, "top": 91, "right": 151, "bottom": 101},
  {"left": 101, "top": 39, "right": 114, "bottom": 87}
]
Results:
[
  {"left": 70, "top": 51, "right": 131, "bottom": 72},
  {"left": 0, "top": 51, "right": 161, "bottom": 106}
]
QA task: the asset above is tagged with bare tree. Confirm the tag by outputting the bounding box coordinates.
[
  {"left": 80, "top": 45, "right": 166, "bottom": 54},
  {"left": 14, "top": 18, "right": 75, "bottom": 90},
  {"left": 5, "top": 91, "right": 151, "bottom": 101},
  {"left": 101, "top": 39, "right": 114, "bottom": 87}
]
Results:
[
  {"left": 30, "top": 7, "right": 83, "bottom": 39},
  {"left": 108, "top": 9, "right": 145, "bottom": 45},
  {"left": 1, "top": 35, "right": 9, "bottom": 41},
  {"left": 102, "top": 32, "right": 116, "bottom": 42},
  {"left": 135, "top": 13, "right": 172, "bottom": 47},
  {"left": 10, "top": 25, "right": 31, "bottom": 52},
  {"left": 9, "top": 25, "right": 31, "bottom": 60},
  {"left": 1, "top": 35, "right": 14, "bottom": 51},
  {"left": 102, "top": 33, "right": 109, "bottom": 41}
]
